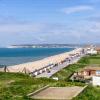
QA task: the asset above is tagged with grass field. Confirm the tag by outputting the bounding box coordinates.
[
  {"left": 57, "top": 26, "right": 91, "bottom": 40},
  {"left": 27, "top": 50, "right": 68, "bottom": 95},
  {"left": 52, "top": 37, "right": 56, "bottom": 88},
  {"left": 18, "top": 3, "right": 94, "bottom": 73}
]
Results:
[
  {"left": 89, "top": 58, "right": 100, "bottom": 64},
  {"left": 0, "top": 54, "right": 100, "bottom": 100},
  {"left": 0, "top": 72, "right": 85, "bottom": 100},
  {"left": 73, "top": 85, "right": 100, "bottom": 100},
  {"left": 78, "top": 54, "right": 100, "bottom": 64},
  {"left": 0, "top": 72, "right": 56, "bottom": 100}
]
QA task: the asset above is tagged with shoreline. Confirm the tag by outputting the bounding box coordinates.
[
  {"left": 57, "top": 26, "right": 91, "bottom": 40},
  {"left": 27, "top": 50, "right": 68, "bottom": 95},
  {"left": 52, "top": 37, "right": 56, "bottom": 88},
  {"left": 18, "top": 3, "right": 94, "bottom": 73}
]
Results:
[
  {"left": 0, "top": 47, "right": 74, "bottom": 66},
  {"left": 0, "top": 48, "right": 83, "bottom": 73}
]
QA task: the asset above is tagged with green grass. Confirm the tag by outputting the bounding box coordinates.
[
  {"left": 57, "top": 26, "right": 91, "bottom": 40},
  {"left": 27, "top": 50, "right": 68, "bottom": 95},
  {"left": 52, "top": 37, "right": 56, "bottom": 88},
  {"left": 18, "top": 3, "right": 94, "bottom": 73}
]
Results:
[
  {"left": 73, "top": 85, "right": 100, "bottom": 100},
  {"left": 78, "top": 56, "right": 90, "bottom": 64},
  {"left": 0, "top": 72, "right": 85, "bottom": 100},
  {"left": 89, "top": 58, "right": 100, "bottom": 64},
  {"left": 0, "top": 54, "right": 100, "bottom": 100},
  {"left": 0, "top": 72, "right": 55, "bottom": 100},
  {"left": 78, "top": 54, "right": 100, "bottom": 65},
  {"left": 52, "top": 64, "right": 86, "bottom": 81}
]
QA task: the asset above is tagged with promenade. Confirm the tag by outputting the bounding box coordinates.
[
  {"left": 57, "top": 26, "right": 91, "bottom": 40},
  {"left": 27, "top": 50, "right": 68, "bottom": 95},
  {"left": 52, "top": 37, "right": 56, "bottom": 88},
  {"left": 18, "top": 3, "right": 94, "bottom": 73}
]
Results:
[
  {"left": 36, "top": 52, "right": 84, "bottom": 78},
  {"left": 0, "top": 48, "right": 86, "bottom": 77}
]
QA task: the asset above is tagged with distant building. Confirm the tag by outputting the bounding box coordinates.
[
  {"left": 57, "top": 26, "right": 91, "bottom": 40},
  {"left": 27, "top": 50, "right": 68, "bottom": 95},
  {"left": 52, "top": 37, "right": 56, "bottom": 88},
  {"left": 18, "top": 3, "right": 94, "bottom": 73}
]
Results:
[
  {"left": 71, "top": 66, "right": 100, "bottom": 84},
  {"left": 96, "top": 47, "right": 100, "bottom": 54},
  {"left": 87, "top": 48, "right": 97, "bottom": 55},
  {"left": 84, "top": 45, "right": 97, "bottom": 55}
]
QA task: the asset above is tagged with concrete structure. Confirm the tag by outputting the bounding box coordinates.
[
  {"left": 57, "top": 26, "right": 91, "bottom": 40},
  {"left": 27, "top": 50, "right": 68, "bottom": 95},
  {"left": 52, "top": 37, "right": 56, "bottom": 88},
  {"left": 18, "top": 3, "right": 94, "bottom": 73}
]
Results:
[
  {"left": 29, "top": 86, "right": 87, "bottom": 100},
  {"left": 52, "top": 77, "right": 59, "bottom": 80},
  {"left": 92, "top": 76, "right": 100, "bottom": 86}
]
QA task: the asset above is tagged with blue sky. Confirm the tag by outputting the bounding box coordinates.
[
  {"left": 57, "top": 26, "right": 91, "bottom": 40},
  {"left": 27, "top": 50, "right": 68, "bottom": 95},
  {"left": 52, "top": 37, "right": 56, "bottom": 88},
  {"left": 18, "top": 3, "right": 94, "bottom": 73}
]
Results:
[{"left": 0, "top": 0, "right": 100, "bottom": 46}]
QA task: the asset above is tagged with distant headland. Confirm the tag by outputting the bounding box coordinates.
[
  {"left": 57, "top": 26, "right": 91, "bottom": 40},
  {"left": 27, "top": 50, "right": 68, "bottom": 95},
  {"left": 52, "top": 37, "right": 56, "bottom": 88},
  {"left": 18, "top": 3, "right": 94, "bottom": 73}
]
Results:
[{"left": 7, "top": 44, "right": 85, "bottom": 48}]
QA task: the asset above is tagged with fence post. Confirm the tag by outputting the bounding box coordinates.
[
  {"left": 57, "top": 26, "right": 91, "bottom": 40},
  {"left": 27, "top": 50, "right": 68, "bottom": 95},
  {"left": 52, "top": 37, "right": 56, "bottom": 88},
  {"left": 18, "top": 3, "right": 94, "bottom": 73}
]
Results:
[{"left": 4, "top": 66, "right": 7, "bottom": 72}]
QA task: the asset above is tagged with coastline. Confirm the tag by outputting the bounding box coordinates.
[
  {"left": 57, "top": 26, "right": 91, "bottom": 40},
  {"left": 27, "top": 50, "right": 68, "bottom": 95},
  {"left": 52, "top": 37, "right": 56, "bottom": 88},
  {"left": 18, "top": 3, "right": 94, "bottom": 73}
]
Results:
[
  {"left": 0, "top": 48, "right": 74, "bottom": 66},
  {"left": 0, "top": 48, "right": 83, "bottom": 73}
]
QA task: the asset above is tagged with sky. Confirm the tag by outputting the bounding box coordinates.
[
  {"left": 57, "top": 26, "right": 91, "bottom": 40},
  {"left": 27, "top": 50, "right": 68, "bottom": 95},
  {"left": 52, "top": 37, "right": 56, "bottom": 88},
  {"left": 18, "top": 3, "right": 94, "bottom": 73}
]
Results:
[{"left": 0, "top": 0, "right": 100, "bottom": 46}]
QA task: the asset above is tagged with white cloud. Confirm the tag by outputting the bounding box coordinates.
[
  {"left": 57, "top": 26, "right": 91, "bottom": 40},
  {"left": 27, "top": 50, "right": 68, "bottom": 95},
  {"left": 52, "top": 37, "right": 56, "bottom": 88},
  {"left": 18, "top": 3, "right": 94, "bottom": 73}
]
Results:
[
  {"left": 88, "top": 22, "right": 100, "bottom": 33},
  {"left": 61, "top": 5, "right": 94, "bottom": 14},
  {"left": 0, "top": 20, "right": 100, "bottom": 45},
  {"left": 0, "top": 23, "right": 45, "bottom": 33}
]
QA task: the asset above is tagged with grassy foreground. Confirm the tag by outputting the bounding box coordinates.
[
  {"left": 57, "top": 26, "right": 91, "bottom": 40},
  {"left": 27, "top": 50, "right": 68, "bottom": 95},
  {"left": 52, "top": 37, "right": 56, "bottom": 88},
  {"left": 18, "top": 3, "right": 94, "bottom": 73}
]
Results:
[
  {"left": 0, "top": 72, "right": 84, "bottom": 100},
  {"left": 0, "top": 73, "right": 48, "bottom": 100},
  {"left": 0, "top": 54, "right": 100, "bottom": 100},
  {"left": 73, "top": 85, "right": 100, "bottom": 100}
]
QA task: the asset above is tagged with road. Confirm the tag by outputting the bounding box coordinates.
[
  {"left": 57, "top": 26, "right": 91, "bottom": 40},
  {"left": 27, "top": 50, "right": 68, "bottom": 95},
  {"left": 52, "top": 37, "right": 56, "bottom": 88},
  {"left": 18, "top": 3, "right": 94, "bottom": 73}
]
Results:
[{"left": 36, "top": 55, "right": 83, "bottom": 78}]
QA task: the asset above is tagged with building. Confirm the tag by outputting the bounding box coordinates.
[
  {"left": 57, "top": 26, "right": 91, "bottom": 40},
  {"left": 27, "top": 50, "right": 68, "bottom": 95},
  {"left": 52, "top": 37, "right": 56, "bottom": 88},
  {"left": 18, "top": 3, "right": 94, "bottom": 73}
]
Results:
[
  {"left": 87, "top": 45, "right": 98, "bottom": 55},
  {"left": 86, "top": 48, "right": 97, "bottom": 55},
  {"left": 96, "top": 47, "right": 100, "bottom": 54},
  {"left": 80, "top": 67, "right": 100, "bottom": 77},
  {"left": 71, "top": 66, "right": 100, "bottom": 82}
]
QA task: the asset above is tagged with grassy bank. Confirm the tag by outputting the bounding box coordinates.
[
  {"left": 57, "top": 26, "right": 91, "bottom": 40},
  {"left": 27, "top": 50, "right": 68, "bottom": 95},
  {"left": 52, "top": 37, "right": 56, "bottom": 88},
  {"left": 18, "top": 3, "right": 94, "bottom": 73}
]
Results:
[
  {"left": 73, "top": 85, "right": 100, "bottom": 100},
  {"left": 0, "top": 72, "right": 85, "bottom": 100},
  {"left": 0, "top": 54, "right": 100, "bottom": 100},
  {"left": 0, "top": 72, "right": 55, "bottom": 100},
  {"left": 52, "top": 64, "right": 86, "bottom": 81}
]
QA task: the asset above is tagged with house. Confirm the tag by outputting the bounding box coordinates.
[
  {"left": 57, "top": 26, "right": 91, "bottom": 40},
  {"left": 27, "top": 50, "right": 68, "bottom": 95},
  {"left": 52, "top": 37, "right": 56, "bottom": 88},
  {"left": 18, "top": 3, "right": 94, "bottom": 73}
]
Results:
[
  {"left": 80, "top": 67, "right": 100, "bottom": 77},
  {"left": 71, "top": 66, "right": 100, "bottom": 82},
  {"left": 96, "top": 47, "right": 100, "bottom": 54},
  {"left": 86, "top": 48, "right": 97, "bottom": 55}
]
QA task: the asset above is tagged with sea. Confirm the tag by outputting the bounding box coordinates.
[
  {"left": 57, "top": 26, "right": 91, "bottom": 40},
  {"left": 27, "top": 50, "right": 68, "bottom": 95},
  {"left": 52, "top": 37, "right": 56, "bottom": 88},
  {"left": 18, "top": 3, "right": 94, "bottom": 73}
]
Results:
[{"left": 0, "top": 48, "right": 74, "bottom": 67}]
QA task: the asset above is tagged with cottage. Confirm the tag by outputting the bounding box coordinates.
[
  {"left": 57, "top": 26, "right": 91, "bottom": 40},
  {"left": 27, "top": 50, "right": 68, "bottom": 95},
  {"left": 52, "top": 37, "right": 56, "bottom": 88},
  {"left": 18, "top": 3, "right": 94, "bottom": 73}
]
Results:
[
  {"left": 71, "top": 66, "right": 100, "bottom": 82},
  {"left": 79, "top": 67, "right": 100, "bottom": 78}
]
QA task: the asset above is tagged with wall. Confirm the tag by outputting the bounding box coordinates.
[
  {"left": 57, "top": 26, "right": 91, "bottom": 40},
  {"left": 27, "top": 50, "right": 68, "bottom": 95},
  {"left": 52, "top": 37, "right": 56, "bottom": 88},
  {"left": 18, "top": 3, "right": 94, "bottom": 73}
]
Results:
[{"left": 92, "top": 76, "right": 100, "bottom": 86}]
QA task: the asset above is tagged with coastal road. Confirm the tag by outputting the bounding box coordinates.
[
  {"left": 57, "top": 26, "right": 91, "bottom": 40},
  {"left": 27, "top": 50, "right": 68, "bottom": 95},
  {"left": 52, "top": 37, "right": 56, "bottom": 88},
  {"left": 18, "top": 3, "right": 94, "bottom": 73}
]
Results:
[{"left": 36, "top": 56, "right": 82, "bottom": 78}]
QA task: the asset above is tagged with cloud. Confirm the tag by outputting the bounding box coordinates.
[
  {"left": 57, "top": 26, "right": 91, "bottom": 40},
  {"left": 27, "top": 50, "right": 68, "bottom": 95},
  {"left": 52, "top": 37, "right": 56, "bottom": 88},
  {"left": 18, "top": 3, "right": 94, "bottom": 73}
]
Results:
[
  {"left": 0, "top": 22, "right": 82, "bottom": 45},
  {"left": 61, "top": 5, "right": 94, "bottom": 14},
  {"left": 88, "top": 22, "right": 100, "bottom": 33},
  {"left": 86, "top": 16, "right": 100, "bottom": 22},
  {"left": 0, "top": 23, "right": 45, "bottom": 33},
  {"left": 0, "top": 19, "right": 100, "bottom": 45}
]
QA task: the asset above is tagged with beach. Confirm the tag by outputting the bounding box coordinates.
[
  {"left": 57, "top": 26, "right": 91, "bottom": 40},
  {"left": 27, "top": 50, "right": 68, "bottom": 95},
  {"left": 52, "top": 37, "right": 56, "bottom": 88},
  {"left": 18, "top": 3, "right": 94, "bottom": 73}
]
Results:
[
  {"left": 0, "top": 48, "right": 73, "bottom": 66},
  {"left": 0, "top": 48, "right": 83, "bottom": 73}
]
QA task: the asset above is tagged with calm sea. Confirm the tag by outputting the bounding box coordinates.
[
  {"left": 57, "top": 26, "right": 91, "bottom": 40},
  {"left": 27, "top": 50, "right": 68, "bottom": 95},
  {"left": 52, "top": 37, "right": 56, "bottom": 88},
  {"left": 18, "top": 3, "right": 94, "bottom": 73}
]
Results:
[{"left": 0, "top": 48, "right": 74, "bottom": 66}]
